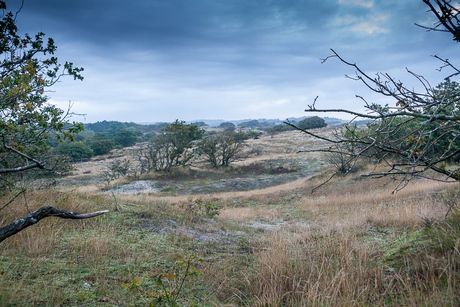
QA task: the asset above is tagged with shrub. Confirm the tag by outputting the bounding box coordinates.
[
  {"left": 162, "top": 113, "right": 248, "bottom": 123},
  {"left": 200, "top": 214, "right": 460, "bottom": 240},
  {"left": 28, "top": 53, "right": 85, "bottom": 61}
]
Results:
[
  {"left": 55, "top": 141, "right": 93, "bottom": 161},
  {"left": 297, "top": 116, "right": 327, "bottom": 130}
]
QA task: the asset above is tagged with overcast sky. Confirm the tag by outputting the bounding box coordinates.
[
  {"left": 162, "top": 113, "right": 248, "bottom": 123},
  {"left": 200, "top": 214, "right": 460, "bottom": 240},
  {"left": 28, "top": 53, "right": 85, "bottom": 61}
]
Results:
[{"left": 12, "top": 0, "right": 459, "bottom": 123}]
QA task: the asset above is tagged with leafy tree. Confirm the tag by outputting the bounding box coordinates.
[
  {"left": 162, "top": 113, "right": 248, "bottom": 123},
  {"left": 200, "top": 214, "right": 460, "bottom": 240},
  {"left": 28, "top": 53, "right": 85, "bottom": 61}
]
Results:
[
  {"left": 197, "top": 130, "right": 246, "bottom": 167},
  {"left": 153, "top": 122, "right": 169, "bottom": 132},
  {"left": 113, "top": 127, "right": 140, "bottom": 147},
  {"left": 0, "top": 5, "right": 84, "bottom": 183},
  {"left": 90, "top": 138, "right": 114, "bottom": 156},
  {"left": 136, "top": 120, "right": 204, "bottom": 172},
  {"left": 192, "top": 121, "right": 208, "bottom": 127},
  {"left": 218, "top": 122, "right": 236, "bottom": 132},
  {"left": 0, "top": 1, "right": 107, "bottom": 242},
  {"left": 163, "top": 120, "right": 204, "bottom": 166},
  {"left": 238, "top": 120, "right": 260, "bottom": 128},
  {"left": 271, "top": 123, "right": 296, "bottom": 132},
  {"left": 286, "top": 0, "right": 460, "bottom": 191},
  {"left": 297, "top": 116, "right": 327, "bottom": 130},
  {"left": 238, "top": 119, "right": 273, "bottom": 129},
  {"left": 55, "top": 141, "right": 93, "bottom": 161}
]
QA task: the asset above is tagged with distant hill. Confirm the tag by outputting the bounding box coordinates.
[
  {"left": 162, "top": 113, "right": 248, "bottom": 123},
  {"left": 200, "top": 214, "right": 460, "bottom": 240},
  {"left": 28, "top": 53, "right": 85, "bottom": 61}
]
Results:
[
  {"left": 90, "top": 116, "right": 347, "bottom": 129},
  {"left": 189, "top": 116, "right": 346, "bottom": 127}
]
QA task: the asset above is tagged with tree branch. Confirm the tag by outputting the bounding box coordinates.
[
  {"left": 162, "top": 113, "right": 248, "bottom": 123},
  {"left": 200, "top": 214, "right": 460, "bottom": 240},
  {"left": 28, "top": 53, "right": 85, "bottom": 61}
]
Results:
[
  {"left": 0, "top": 143, "right": 50, "bottom": 174},
  {"left": 0, "top": 206, "right": 109, "bottom": 242}
]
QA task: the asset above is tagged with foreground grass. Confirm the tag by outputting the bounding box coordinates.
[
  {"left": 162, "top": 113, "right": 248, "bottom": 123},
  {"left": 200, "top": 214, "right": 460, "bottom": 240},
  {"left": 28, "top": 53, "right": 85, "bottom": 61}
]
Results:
[{"left": 0, "top": 171, "right": 459, "bottom": 306}]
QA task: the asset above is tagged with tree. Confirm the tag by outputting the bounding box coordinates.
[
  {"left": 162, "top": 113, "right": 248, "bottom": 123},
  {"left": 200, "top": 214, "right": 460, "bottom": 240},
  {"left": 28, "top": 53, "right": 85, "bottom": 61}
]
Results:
[
  {"left": 286, "top": 0, "right": 460, "bottom": 191},
  {"left": 136, "top": 120, "right": 204, "bottom": 172},
  {"left": 271, "top": 123, "right": 296, "bottom": 132},
  {"left": 113, "top": 128, "right": 139, "bottom": 147},
  {"left": 297, "top": 116, "right": 327, "bottom": 130},
  {"left": 192, "top": 121, "right": 208, "bottom": 127},
  {"left": 0, "top": 1, "right": 107, "bottom": 241},
  {"left": 0, "top": 3, "right": 83, "bottom": 180},
  {"left": 55, "top": 141, "right": 93, "bottom": 161},
  {"left": 218, "top": 122, "right": 236, "bottom": 132},
  {"left": 238, "top": 120, "right": 260, "bottom": 128},
  {"left": 90, "top": 138, "right": 114, "bottom": 156},
  {"left": 197, "top": 130, "right": 246, "bottom": 167}
]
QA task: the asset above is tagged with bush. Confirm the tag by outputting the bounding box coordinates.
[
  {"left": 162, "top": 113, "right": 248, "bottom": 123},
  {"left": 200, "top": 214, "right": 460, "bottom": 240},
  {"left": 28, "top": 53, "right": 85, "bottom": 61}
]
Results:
[
  {"left": 297, "top": 116, "right": 327, "bottom": 130},
  {"left": 218, "top": 122, "right": 236, "bottom": 132},
  {"left": 55, "top": 141, "right": 93, "bottom": 161},
  {"left": 182, "top": 197, "right": 220, "bottom": 219},
  {"left": 113, "top": 128, "right": 140, "bottom": 147},
  {"left": 271, "top": 124, "right": 296, "bottom": 132},
  {"left": 135, "top": 120, "right": 204, "bottom": 172},
  {"left": 197, "top": 130, "right": 246, "bottom": 167},
  {"left": 103, "top": 158, "right": 133, "bottom": 181},
  {"left": 90, "top": 139, "right": 114, "bottom": 156}
]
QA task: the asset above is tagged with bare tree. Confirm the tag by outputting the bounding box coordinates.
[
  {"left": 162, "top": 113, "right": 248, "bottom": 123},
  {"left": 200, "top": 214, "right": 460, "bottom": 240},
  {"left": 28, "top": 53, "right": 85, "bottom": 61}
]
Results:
[{"left": 286, "top": 0, "right": 460, "bottom": 191}]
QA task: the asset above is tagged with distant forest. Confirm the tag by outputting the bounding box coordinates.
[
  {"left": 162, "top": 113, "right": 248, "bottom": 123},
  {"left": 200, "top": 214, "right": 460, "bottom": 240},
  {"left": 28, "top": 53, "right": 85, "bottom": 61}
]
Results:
[{"left": 51, "top": 117, "right": 344, "bottom": 161}]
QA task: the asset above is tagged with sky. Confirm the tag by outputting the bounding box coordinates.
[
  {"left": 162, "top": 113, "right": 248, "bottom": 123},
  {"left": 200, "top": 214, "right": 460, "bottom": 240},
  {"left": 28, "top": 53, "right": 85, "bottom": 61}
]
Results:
[{"left": 10, "top": 0, "right": 459, "bottom": 123}]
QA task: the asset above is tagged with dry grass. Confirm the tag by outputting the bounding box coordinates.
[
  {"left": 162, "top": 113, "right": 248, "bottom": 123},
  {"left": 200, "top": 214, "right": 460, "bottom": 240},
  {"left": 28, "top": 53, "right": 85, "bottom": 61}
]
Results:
[{"left": 1, "top": 129, "right": 459, "bottom": 305}]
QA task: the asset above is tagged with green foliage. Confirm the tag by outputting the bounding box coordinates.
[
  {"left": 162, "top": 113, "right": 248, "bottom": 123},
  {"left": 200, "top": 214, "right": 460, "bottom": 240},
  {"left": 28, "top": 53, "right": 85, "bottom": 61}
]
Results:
[
  {"left": 238, "top": 119, "right": 273, "bottom": 129},
  {"left": 89, "top": 138, "right": 114, "bottom": 156},
  {"left": 122, "top": 254, "right": 204, "bottom": 307},
  {"left": 0, "top": 0, "right": 83, "bottom": 183},
  {"left": 244, "top": 130, "right": 262, "bottom": 139},
  {"left": 355, "top": 81, "right": 460, "bottom": 165},
  {"left": 192, "top": 121, "right": 207, "bottom": 127},
  {"left": 271, "top": 123, "right": 296, "bottom": 131},
  {"left": 218, "top": 122, "right": 236, "bottom": 131},
  {"left": 297, "top": 116, "right": 327, "bottom": 130},
  {"left": 103, "top": 158, "right": 133, "bottom": 181},
  {"left": 85, "top": 120, "right": 139, "bottom": 133},
  {"left": 383, "top": 206, "right": 460, "bottom": 281},
  {"left": 113, "top": 128, "right": 140, "bottom": 147},
  {"left": 64, "top": 122, "right": 148, "bottom": 156},
  {"left": 234, "top": 130, "right": 251, "bottom": 142},
  {"left": 55, "top": 141, "right": 93, "bottom": 161},
  {"left": 238, "top": 120, "right": 260, "bottom": 128},
  {"left": 182, "top": 197, "right": 220, "bottom": 219},
  {"left": 136, "top": 120, "right": 204, "bottom": 172},
  {"left": 197, "top": 130, "right": 246, "bottom": 167}
]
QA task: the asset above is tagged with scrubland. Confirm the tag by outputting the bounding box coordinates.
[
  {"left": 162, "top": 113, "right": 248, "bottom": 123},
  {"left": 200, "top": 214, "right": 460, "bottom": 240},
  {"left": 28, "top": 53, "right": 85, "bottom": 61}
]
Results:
[{"left": 0, "top": 129, "right": 459, "bottom": 306}]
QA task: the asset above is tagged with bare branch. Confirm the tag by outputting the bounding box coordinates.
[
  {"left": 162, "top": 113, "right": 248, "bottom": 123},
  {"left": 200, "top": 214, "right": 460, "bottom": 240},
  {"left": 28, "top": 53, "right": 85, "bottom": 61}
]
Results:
[
  {"left": 0, "top": 206, "right": 109, "bottom": 242},
  {"left": 418, "top": 0, "right": 460, "bottom": 41},
  {"left": 0, "top": 143, "right": 50, "bottom": 174}
]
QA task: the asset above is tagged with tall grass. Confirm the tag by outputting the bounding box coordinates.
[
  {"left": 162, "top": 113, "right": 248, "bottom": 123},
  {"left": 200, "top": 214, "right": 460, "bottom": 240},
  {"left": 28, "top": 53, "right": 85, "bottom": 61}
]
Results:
[
  {"left": 0, "top": 148, "right": 459, "bottom": 305},
  {"left": 235, "top": 176, "right": 460, "bottom": 306}
]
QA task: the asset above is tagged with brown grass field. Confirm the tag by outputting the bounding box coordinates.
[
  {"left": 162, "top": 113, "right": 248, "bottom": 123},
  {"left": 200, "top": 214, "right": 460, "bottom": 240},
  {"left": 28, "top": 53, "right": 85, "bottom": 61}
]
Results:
[{"left": 0, "top": 128, "right": 459, "bottom": 306}]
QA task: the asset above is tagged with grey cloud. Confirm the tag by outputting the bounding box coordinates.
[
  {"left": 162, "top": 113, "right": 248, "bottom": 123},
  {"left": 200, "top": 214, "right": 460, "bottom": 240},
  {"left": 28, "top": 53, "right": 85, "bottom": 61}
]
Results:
[{"left": 10, "top": 0, "right": 459, "bottom": 123}]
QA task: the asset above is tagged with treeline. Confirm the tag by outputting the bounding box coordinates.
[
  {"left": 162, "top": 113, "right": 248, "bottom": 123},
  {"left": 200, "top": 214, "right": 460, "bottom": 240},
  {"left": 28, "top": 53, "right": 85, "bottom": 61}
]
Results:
[
  {"left": 50, "top": 121, "right": 170, "bottom": 161},
  {"left": 270, "top": 116, "right": 327, "bottom": 132},
  {"left": 218, "top": 116, "right": 328, "bottom": 131},
  {"left": 52, "top": 117, "right": 328, "bottom": 161}
]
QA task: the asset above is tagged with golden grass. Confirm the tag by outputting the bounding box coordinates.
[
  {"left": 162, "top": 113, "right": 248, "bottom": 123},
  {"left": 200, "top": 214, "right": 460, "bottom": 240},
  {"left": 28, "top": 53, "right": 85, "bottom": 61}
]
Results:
[
  {"left": 238, "top": 178, "right": 459, "bottom": 306},
  {"left": 1, "top": 129, "right": 459, "bottom": 305},
  {"left": 218, "top": 206, "right": 279, "bottom": 222}
]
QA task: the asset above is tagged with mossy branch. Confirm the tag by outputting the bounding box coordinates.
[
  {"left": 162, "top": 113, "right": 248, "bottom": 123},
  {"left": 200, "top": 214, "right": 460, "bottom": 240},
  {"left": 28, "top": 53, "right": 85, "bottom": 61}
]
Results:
[{"left": 0, "top": 206, "right": 108, "bottom": 242}]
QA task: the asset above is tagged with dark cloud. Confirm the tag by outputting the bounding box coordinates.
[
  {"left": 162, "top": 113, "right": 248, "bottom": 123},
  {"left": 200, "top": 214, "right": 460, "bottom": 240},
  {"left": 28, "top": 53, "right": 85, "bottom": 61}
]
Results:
[{"left": 7, "top": 0, "right": 459, "bottom": 122}]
